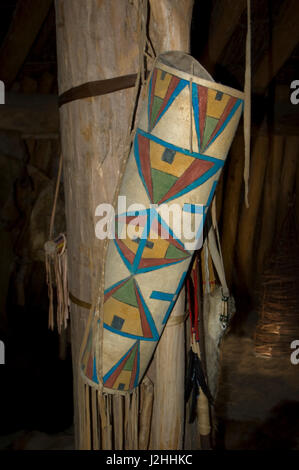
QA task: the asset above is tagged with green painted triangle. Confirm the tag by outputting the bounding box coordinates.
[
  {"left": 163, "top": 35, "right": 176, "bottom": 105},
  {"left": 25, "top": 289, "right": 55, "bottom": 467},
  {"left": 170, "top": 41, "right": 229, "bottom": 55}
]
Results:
[
  {"left": 202, "top": 116, "right": 218, "bottom": 150},
  {"left": 150, "top": 96, "right": 163, "bottom": 128},
  {"left": 113, "top": 278, "right": 138, "bottom": 308},
  {"left": 151, "top": 168, "right": 177, "bottom": 204},
  {"left": 165, "top": 243, "right": 189, "bottom": 260},
  {"left": 123, "top": 345, "right": 137, "bottom": 371}
]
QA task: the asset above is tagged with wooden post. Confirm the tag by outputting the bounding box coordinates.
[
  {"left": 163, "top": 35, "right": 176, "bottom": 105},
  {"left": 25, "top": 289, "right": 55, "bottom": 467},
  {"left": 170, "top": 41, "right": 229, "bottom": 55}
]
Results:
[
  {"left": 149, "top": 0, "right": 194, "bottom": 53},
  {"left": 55, "top": 0, "right": 139, "bottom": 447},
  {"left": 148, "top": 291, "right": 186, "bottom": 450},
  {"left": 296, "top": 156, "right": 299, "bottom": 235},
  {"left": 275, "top": 136, "right": 299, "bottom": 233},
  {"left": 55, "top": 0, "right": 194, "bottom": 448},
  {"left": 256, "top": 134, "right": 284, "bottom": 274},
  {"left": 236, "top": 131, "right": 269, "bottom": 293},
  {"left": 221, "top": 134, "right": 244, "bottom": 287}
]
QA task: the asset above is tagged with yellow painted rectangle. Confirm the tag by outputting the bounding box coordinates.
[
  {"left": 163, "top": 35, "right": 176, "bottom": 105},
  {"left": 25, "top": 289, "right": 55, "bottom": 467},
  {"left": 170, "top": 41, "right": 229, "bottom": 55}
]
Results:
[
  {"left": 154, "top": 70, "right": 172, "bottom": 99},
  {"left": 150, "top": 141, "right": 194, "bottom": 177},
  {"left": 113, "top": 370, "right": 132, "bottom": 389},
  {"left": 207, "top": 89, "right": 230, "bottom": 119},
  {"left": 142, "top": 234, "right": 169, "bottom": 259},
  {"left": 104, "top": 297, "right": 143, "bottom": 336}
]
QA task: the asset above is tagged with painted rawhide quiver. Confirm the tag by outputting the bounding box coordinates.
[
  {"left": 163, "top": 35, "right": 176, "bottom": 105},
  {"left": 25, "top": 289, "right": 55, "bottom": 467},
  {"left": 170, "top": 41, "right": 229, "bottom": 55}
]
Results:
[{"left": 80, "top": 52, "right": 244, "bottom": 394}]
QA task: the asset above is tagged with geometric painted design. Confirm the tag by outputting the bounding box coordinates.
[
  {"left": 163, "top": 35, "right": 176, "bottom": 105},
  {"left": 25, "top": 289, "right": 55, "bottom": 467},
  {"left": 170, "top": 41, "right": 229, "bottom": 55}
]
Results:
[
  {"left": 192, "top": 83, "right": 243, "bottom": 153},
  {"left": 114, "top": 208, "right": 191, "bottom": 275},
  {"left": 181, "top": 203, "right": 205, "bottom": 251},
  {"left": 103, "top": 277, "right": 159, "bottom": 341},
  {"left": 148, "top": 269, "right": 188, "bottom": 325},
  {"left": 134, "top": 129, "right": 223, "bottom": 204},
  {"left": 148, "top": 68, "right": 188, "bottom": 132},
  {"left": 79, "top": 54, "right": 244, "bottom": 393},
  {"left": 103, "top": 341, "right": 140, "bottom": 391}
]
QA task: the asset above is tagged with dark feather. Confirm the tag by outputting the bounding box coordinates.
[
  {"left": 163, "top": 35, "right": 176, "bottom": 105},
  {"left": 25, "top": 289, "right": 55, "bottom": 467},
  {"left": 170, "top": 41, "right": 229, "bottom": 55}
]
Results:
[
  {"left": 186, "top": 348, "right": 214, "bottom": 422},
  {"left": 194, "top": 355, "right": 214, "bottom": 405}
]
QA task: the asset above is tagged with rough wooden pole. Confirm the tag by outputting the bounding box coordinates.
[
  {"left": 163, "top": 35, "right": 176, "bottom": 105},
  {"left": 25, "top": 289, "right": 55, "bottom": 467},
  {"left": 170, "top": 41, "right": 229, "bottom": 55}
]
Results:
[
  {"left": 236, "top": 131, "right": 269, "bottom": 293},
  {"left": 148, "top": 291, "right": 186, "bottom": 450},
  {"left": 256, "top": 135, "right": 284, "bottom": 274},
  {"left": 296, "top": 156, "right": 299, "bottom": 235},
  {"left": 221, "top": 134, "right": 244, "bottom": 287},
  {"left": 146, "top": 0, "right": 194, "bottom": 450},
  {"left": 275, "top": 136, "right": 299, "bottom": 233},
  {"left": 55, "top": 0, "right": 194, "bottom": 449},
  {"left": 200, "top": 0, "right": 246, "bottom": 74},
  {"left": 149, "top": 0, "right": 194, "bottom": 53},
  {"left": 55, "top": 0, "right": 139, "bottom": 447}
]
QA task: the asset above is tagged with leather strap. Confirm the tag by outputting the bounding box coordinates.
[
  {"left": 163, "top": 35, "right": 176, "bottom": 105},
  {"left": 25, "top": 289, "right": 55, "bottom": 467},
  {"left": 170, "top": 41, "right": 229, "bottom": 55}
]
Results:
[
  {"left": 59, "top": 73, "right": 138, "bottom": 107},
  {"left": 69, "top": 291, "right": 92, "bottom": 310}
]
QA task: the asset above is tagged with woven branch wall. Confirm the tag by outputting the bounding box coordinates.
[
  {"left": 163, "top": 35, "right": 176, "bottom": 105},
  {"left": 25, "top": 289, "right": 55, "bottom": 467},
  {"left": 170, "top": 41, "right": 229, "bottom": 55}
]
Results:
[{"left": 255, "top": 204, "right": 299, "bottom": 358}]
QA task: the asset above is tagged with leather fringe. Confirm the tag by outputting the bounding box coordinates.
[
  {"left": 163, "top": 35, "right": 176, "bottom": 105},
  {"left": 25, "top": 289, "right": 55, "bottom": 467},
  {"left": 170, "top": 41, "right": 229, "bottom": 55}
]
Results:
[
  {"left": 78, "top": 376, "right": 144, "bottom": 450},
  {"left": 45, "top": 233, "right": 69, "bottom": 333}
]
